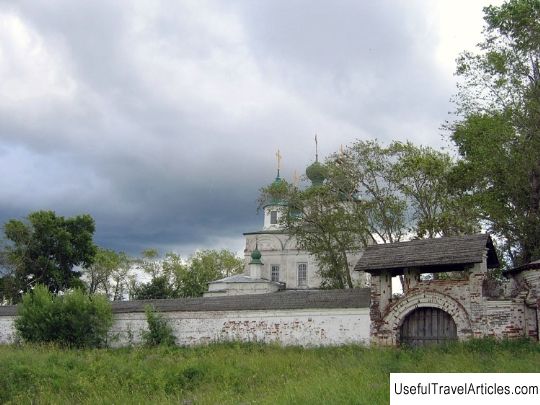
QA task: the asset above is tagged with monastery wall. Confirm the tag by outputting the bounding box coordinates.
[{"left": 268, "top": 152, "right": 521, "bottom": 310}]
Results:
[
  {"left": 110, "top": 308, "right": 369, "bottom": 347},
  {"left": 0, "top": 289, "right": 371, "bottom": 347},
  {"left": 0, "top": 309, "right": 369, "bottom": 347},
  {"left": 0, "top": 315, "right": 15, "bottom": 344}
]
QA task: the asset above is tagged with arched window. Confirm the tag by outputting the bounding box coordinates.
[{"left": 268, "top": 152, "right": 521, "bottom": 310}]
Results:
[
  {"left": 270, "top": 211, "right": 278, "bottom": 224},
  {"left": 297, "top": 263, "right": 307, "bottom": 286}
]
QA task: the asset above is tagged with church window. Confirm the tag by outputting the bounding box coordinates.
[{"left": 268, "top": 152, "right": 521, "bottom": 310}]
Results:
[
  {"left": 270, "top": 210, "right": 278, "bottom": 224},
  {"left": 271, "top": 265, "right": 280, "bottom": 282},
  {"left": 297, "top": 263, "right": 307, "bottom": 286}
]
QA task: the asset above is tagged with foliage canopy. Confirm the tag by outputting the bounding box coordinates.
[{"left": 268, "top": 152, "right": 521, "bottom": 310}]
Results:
[
  {"left": 1, "top": 210, "right": 96, "bottom": 302},
  {"left": 131, "top": 249, "right": 243, "bottom": 299},
  {"left": 14, "top": 285, "right": 112, "bottom": 348},
  {"left": 450, "top": 0, "right": 540, "bottom": 266},
  {"left": 259, "top": 140, "right": 479, "bottom": 288}
]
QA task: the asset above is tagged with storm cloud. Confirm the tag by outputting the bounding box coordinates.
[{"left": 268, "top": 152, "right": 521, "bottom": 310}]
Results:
[{"left": 0, "top": 0, "right": 495, "bottom": 256}]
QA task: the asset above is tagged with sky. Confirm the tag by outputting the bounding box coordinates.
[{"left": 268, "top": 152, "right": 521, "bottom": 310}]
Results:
[{"left": 0, "top": 0, "right": 502, "bottom": 258}]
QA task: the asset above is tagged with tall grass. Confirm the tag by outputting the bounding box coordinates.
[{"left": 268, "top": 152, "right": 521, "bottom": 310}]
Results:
[{"left": 0, "top": 339, "right": 538, "bottom": 404}]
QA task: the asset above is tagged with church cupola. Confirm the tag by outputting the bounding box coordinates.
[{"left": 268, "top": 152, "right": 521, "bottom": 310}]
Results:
[
  {"left": 249, "top": 242, "right": 263, "bottom": 278},
  {"left": 262, "top": 150, "right": 288, "bottom": 230},
  {"left": 306, "top": 134, "right": 327, "bottom": 187},
  {"left": 250, "top": 244, "right": 262, "bottom": 265},
  {"left": 306, "top": 161, "right": 326, "bottom": 186}
]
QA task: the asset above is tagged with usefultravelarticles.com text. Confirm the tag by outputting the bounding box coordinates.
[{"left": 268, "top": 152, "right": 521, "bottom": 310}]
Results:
[{"left": 390, "top": 373, "right": 540, "bottom": 405}]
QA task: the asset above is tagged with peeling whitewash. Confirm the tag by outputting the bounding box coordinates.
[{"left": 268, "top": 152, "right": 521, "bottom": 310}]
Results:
[
  {"left": 0, "top": 316, "right": 16, "bottom": 344},
  {"left": 0, "top": 308, "right": 370, "bottom": 347},
  {"left": 110, "top": 308, "right": 370, "bottom": 347}
]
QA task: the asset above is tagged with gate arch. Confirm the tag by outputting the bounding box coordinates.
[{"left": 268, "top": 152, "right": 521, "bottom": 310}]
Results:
[{"left": 376, "top": 291, "right": 472, "bottom": 345}]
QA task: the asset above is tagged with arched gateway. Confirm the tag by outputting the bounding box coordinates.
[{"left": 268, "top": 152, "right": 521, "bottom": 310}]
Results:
[
  {"left": 355, "top": 234, "right": 502, "bottom": 345},
  {"left": 399, "top": 307, "right": 457, "bottom": 346}
]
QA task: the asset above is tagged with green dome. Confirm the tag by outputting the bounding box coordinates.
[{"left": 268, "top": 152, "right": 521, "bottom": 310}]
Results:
[
  {"left": 250, "top": 246, "right": 262, "bottom": 264},
  {"left": 264, "top": 175, "right": 289, "bottom": 207},
  {"left": 306, "top": 161, "right": 326, "bottom": 186}
]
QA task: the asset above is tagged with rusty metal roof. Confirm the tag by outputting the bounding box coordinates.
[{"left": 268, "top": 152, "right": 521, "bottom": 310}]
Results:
[{"left": 354, "top": 234, "right": 499, "bottom": 275}]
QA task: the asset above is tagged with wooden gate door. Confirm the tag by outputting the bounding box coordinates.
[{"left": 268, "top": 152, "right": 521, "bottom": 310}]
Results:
[{"left": 399, "top": 307, "right": 457, "bottom": 347}]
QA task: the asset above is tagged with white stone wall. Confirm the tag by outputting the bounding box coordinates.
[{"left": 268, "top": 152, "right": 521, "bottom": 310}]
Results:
[
  {"left": 0, "top": 315, "right": 16, "bottom": 344},
  {"left": 110, "top": 308, "right": 370, "bottom": 347},
  {"left": 0, "top": 308, "right": 370, "bottom": 347}
]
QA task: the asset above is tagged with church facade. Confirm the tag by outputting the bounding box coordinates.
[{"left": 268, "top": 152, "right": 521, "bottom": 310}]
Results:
[
  {"left": 242, "top": 195, "right": 366, "bottom": 290},
  {"left": 206, "top": 153, "right": 369, "bottom": 297}
]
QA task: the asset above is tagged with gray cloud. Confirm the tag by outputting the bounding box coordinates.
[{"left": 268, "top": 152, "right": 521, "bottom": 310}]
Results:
[{"left": 0, "top": 0, "right": 472, "bottom": 256}]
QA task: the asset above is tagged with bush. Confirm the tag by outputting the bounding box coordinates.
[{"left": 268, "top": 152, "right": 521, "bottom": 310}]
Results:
[
  {"left": 15, "top": 285, "right": 113, "bottom": 347},
  {"left": 141, "top": 305, "right": 176, "bottom": 346}
]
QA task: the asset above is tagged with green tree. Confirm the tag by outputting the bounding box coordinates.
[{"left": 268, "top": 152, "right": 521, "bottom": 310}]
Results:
[
  {"left": 139, "top": 248, "right": 161, "bottom": 278},
  {"left": 450, "top": 0, "right": 540, "bottom": 266},
  {"left": 1, "top": 210, "right": 96, "bottom": 301},
  {"left": 84, "top": 248, "right": 132, "bottom": 299},
  {"left": 15, "top": 284, "right": 112, "bottom": 348},
  {"left": 132, "top": 276, "right": 175, "bottom": 300},
  {"left": 141, "top": 305, "right": 176, "bottom": 346},
  {"left": 180, "top": 249, "right": 243, "bottom": 297},
  {"left": 108, "top": 252, "right": 133, "bottom": 300},
  {"left": 389, "top": 141, "right": 479, "bottom": 238},
  {"left": 260, "top": 140, "right": 477, "bottom": 289},
  {"left": 131, "top": 249, "right": 243, "bottom": 299},
  {"left": 344, "top": 140, "right": 408, "bottom": 244},
  {"left": 259, "top": 155, "right": 373, "bottom": 289}
]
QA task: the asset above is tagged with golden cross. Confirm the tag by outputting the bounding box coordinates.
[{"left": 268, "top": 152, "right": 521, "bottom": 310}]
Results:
[
  {"left": 293, "top": 170, "right": 300, "bottom": 186},
  {"left": 275, "top": 149, "right": 282, "bottom": 172},
  {"left": 314, "top": 134, "right": 319, "bottom": 162}
]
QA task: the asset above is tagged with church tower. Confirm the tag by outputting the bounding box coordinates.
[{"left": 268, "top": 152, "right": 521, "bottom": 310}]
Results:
[{"left": 262, "top": 149, "right": 287, "bottom": 230}]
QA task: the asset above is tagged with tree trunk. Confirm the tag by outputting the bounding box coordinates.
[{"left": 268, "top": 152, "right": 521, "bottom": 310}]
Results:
[{"left": 341, "top": 250, "right": 354, "bottom": 288}]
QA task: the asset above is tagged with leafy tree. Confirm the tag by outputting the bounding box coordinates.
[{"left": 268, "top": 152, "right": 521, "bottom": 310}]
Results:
[
  {"left": 449, "top": 0, "right": 540, "bottom": 266},
  {"left": 131, "top": 275, "right": 176, "bottom": 300},
  {"left": 138, "top": 248, "right": 161, "bottom": 278},
  {"left": 84, "top": 248, "right": 132, "bottom": 300},
  {"left": 15, "top": 284, "right": 112, "bottom": 347},
  {"left": 107, "top": 252, "right": 133, "bottom": 301},
  {"left": 179, "top": 249, "right": 244, "bottom": 297},
  {"left": 141, "top": 305, "right": 176, "bottom": 346},
  {"left": 131, "top": 249, "right": 243, "bottom": 299},
  {"left": 0, "top": 210, "right": 96, "bottom": 301},
  {"left": 343, "top": 140, "right": 407, "bottom": 244},
  {"left": 268, "top": 171, "right": 369, "bottom": 289},
  {"left": 260, "top": 140, "right": 477, "bottom": 289},
  {"left": 389, "top": 141, "right": 479, "bottom": 238}
]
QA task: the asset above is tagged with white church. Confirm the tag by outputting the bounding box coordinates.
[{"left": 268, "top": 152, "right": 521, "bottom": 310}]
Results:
[{"left": 205, "top": 151, "right": 368, "bottom": 297}]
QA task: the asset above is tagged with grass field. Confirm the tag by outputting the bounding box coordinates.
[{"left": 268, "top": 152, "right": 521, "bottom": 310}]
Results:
[{"left": 1, "top": 339, "right": 539, "bottom": 404}]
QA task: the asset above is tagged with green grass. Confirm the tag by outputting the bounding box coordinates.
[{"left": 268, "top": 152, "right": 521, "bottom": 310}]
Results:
[{"left": 0, "top": 339, "right": 539, "bottom": 404}]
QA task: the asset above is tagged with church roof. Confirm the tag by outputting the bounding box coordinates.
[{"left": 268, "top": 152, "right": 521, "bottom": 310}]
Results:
[
  {"left": 207, "top": 274, "right": 276, "bottom": 284},
  {"left": 354, "top": 234, "right": 499, "bottom": 276},
  {"left": 243, "top": 230, "right": 287, "bottom": 235}
]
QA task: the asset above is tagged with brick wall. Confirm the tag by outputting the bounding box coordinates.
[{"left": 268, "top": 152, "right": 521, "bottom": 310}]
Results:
[{"left": 370, "top": 260, "right": 540, "bottom": 345}]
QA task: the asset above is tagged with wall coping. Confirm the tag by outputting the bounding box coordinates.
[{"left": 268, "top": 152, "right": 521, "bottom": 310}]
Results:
[{"left": 0, "top": 288, "right": 370, "bottom": 316}]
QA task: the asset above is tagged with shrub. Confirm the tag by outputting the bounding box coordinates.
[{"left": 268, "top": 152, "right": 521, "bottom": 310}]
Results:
[
  {"left": 15, "top": 285, "right": 113, "bottom": 347},
  {"left": 141, "top": 305, "right": 176, "bottom": 346}
]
